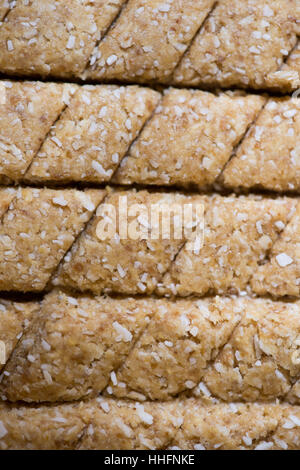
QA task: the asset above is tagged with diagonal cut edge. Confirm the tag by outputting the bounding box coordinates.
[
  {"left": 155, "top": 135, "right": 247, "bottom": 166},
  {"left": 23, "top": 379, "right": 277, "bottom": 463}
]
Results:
[
  {"left": 169, "top": 1, "right": 219, "bottom": 84},
  {"left": 82, "top": 0, "right": 131, "bottom": 79}
]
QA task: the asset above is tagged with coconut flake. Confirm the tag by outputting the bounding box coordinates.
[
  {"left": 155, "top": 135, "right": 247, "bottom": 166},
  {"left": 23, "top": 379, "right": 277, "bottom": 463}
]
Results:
[
  {"left": 276, "top": 253, "right": 293, "bottom": 267},
  {"left": 113, "top": 321, "right": 132, "bottom": 342},
  {"left": 136, "top": 403, "right": 153, "bottom": 425}
]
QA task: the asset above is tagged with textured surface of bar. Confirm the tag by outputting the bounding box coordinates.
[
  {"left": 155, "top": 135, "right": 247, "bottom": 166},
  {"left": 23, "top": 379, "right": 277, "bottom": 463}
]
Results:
[
  {"left": 0, "top": 81, "right": 74, "bottom": 183},
  {"left": 104, "top": 296, "right": 240, "bottom": 401},
  {"left": 172, "top": 400, "right": 300, "bottom": 451},
  {"left": 0, "top": 0, "right": 126, "bottom": 78},
  {"left": 266, "top": 41, "right": 300, "bottom": 90},
  {"left": 0, "top": 189, "right": 299, "bottom": 296},
  {"left": 284, "top": 42, "right": 300, "bottom": 77},
  {"left": 0, "top": 291, "right": 238, "bottom": 402},
  {"left": 222, "top": 97, "right": 300, "bottom": 192},
  {"left": 0, "top": 290, "right": 152, "bottom": 402},
  {"left": 0, "top": 1, "right": 298, "bottom": 91},
  {"left": 173, "top": 0, "right": 299, "bottom": 91},
  {"left": 0, "top": 299, "right": 38, "bottom": 375},
  {"left": 114, "top": 89, "right": 265, "bottom": 188},
  {"left": 1, "top": 80, "right": 300, "bottom": 192},
  {"left": 54, "top": 189, "right": 196, "bottom": 295},
  {"left": 0, "top": 0, "right": 14, "bottom": 22},
  {"left": 252, "top": 203, "right": 300, "bottom": 297},
  {"left": 25, "top": 85, "right": 160, "bottom": 183},
  {"left": 0, "top": 187, "right": 105, "bottom": 291},
  {"left": 196, "top": 298, "right": 300, "bottom": 404},
  {"left": 0, "top": 187, "right": 15, "bottom": 218},
  {"left": 0, "top": 398, "right": 300, "bottom": 449},
  {"left": 158, "top": 195, "right": 295, "bottom": 297},
  {"left": 2, "top": 291, "right": 300, "bottom": 404},
  {"left": 87, "top": 0, "right": 215, "bottom": 83}
]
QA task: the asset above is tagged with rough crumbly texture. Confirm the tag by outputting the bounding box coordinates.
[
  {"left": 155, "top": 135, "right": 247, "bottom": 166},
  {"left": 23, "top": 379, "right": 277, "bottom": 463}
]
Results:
[
  {"left": 25, "top": 85, "right": 160, "bottom": 183},
  {"left": 0, "top": 187, "right": 105, "bottom": 292},
  {"left": 0, "top": 1, "right": 300, "bottom": 453},
  {"left": 87, "top": 0, "right": 215, "bottom": 83},
  {"left": 283, "top": 41, "right": 300, "bottom": 76},
  {"left": 0, "top": 299, "right": 38, "bottom": 374},
  {"left": 0, "top": 0, "right": 126, "bottom": 78},
  {"left": 0, "top": 81, "right": 74, "bottom": 183},
  {"left": 266, "top": 41, "right": 300, "bottom": 91},
  {"left": 0, "top": 290, "right": 152, "bottom": 402},
  {"left": 0, "top": 189, "right": 299, "bottom": 297},
  {"left": 251, "top": 203, "right": 300, "bottom": 298},
  {"left": 172, "top": 400, "right": 300, "bottom": 450},
  {"left": 199, "top": 298, "right": 300, "bottom": 403},
  {"left": 2, "top": 81, "right": 300, "bottom": 193},
  {"left": 0, "top": 0, "right": 14, "bottom": 22},
  {"left": 222, "top": 97, "right": 300, "bottom": 192},
  {"left": 0, "top": 291, "right": 239, "bottom": 402},
  {"left": 0, "top": 187, "right": 15, "bottom": 219},
  {"left": 54, "top": 189, "right": 197, "bottom": 295},
  {"left": 110, "top": 297, "right": 300, "bottom": 404},
  {"left": 114, "top": 89, "right": 265, "bottom": 188},
  {"left": 173, "top": 0, "right": 299, "bottom": 91},
  {"left": 2, "top": 291, "right": 300, "bottom": 404},
  {"left": 158, "top": 194, "right": 295, "bottom": 297},
  {"left": 105, "top": 296, "right": 241, "bottom": 401},
  {"left": 0, "top": 1, "right": 298, "bottom": 90},
  {"left": 0, "top": 398, "right": 300, "bottom": 449}
]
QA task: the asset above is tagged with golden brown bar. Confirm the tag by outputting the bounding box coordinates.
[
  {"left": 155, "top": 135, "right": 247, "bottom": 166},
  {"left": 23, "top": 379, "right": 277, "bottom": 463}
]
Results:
[
  {"left": 158, "top": 195, "right": 295, "bottom": 297},
  {"left": 114, "top": 89, "right": 265, "bottom": 188},
  {"left": 1, "top": 290, "right": 300, "bottom": 404},
  {"left": 0, "top": 299, "right": 38, "bottom": 374},
  {"left": 172, "top": 400, "right": 300, "bottom": 450},
  {"left": 0, "top": 1, "right": 298, "bottom": 90},
  {"left": 0, "top": 0, "right": 126, "bottom": 78},
  {"left": 197, "top": 298, "right": 300, "bottom": 404},
  {"left": 54, "top": 189, "right": 193, "bottom": 295},
  {"left": 0, "top": 290, "right": 152, "bottom": 402},
  {"left": 222, "top": 96, "right": 300, "bottom": 192},
  {"left": 25, "top": 85, "right": 160, "bottom": 184},
  {"left": 0, "top": 81, "right": 74, "bottom": 183},
  {"left": 0, "top": 189, "right": 299, "bottom": 297},
  {"left": 0, "top": 398, "right": 300, "bottom": 449},
  {"left": 87, "top": 0, "right": 215, "bottom": 83},
  {"left": 252, "top": 203, "right": 300, "bottom": 297},
  {"left": 0, "top": 81, "right": 300, "bottom": 192},
  {"left": 0, "top": 187, "right": 105, "bottom": 291},
  {"left": 0, "top": 291, "right": 238, "bottom": 402},
  {"left": 173, "top": 0, "right": 299, "bottom": 91}
]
